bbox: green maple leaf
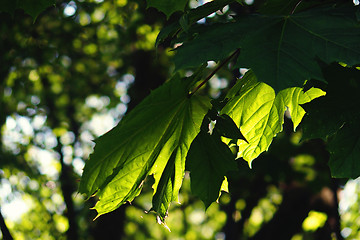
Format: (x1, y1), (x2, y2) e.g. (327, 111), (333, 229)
(79, 74), (211, 220)
(174, 4), (360, 91)
(221, 71), (325, 165)
(186, 130), (236, 208)
(147, 0), (189, 18)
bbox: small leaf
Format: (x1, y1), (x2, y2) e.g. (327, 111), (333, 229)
(147, 0), (189, 18)
(186, 131), (236, 208)
(216, 177), (229, 203)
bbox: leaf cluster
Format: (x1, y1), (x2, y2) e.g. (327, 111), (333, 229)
(79, 0), (360, 223)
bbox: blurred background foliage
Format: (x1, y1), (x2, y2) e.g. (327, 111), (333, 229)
(0, 0), (359, 239)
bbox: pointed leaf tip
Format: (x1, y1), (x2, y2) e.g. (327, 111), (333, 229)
(147, 0), (189, 18)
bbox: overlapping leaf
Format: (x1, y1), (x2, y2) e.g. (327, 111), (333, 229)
(79, 75), (211, 220)
(302, 64), (360, 140)
(221, 71), (325, 165)
(174, 4), (360, 91)
(302, 64), (360, 178)
(186, 131), (236, 208)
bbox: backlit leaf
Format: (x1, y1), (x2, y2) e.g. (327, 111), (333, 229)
(79, 74), (211, 220)
(221, 71), (325, 165)
(275, 87), (326, 131)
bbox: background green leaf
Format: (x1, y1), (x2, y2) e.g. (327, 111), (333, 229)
(174, 4), (360, 91)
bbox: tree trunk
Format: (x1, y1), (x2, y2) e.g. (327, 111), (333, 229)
(250, 185), (312, 240)
(0, 208), (14, 240)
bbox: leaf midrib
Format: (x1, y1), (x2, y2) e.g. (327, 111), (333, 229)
(86, 96), (188, 194)
(289, 16), (360, 55)
(95, 96), (196, 204)
(276, 16), (289, 85)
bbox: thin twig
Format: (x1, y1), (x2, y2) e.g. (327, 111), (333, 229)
(189, 49), (240, 96)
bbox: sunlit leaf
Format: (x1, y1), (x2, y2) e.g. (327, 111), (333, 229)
(79, 74), (211, 219)
(275, 87), (326, 131)
(221, 71), (325, 165)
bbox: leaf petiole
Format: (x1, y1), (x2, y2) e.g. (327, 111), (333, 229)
(189, 49), (240, 96)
